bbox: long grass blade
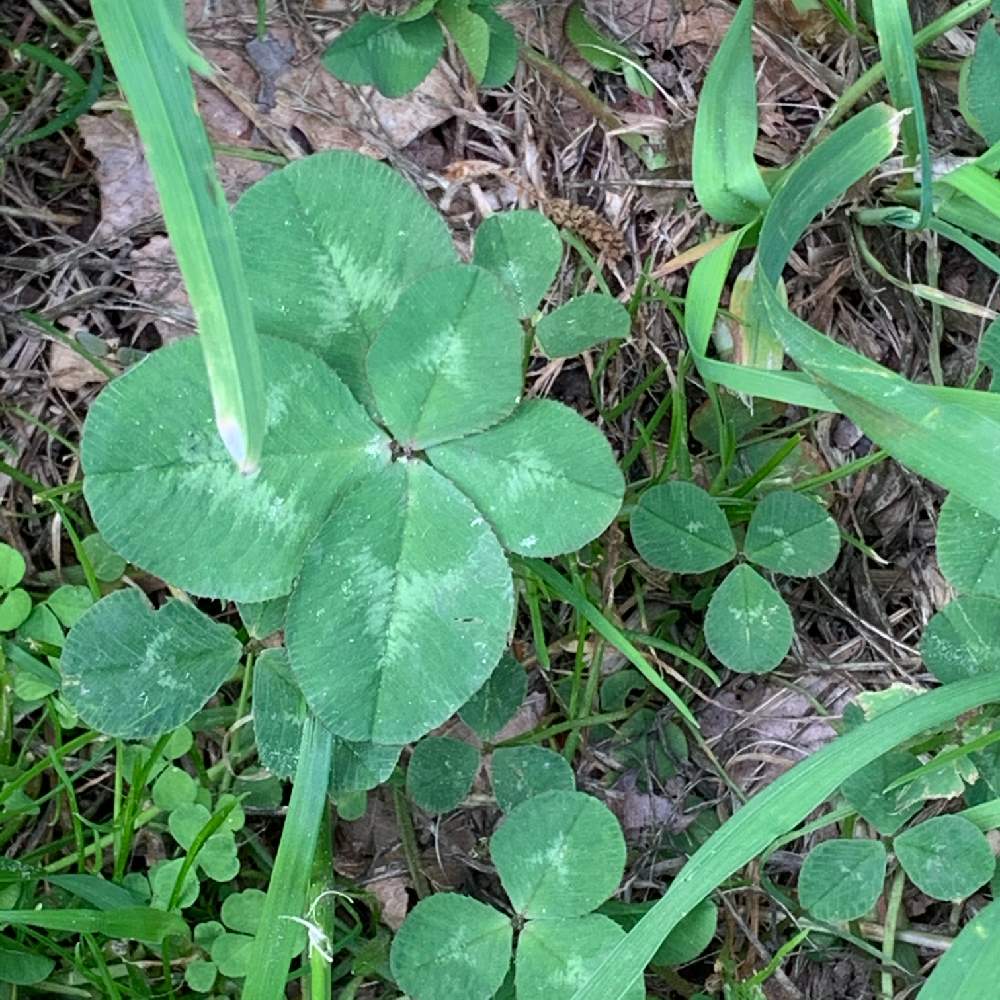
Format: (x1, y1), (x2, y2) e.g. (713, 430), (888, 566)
(872, 0), (934, 226)
(917, 899), (1000, 998)
(752, 103), (1000, 517)
(570, 672), (1000, 1000)
(691, 0), (770, 224)
(91, 0), (265, 472)
(243, 715), (333, 1000)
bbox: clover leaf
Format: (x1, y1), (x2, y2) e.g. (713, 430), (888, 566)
(78, 152), (625, 749)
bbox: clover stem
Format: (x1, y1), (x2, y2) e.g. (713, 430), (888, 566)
(391, 782), (430, 900)
(518, 44), (652, 165)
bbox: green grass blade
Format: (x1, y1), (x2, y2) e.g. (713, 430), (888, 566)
(917, 899), (1000, 998)
(691, 0), (770, 224)
(753, 103), (1000, 516)
(243, 715), (333, 1000)
(0, 906), (186, 943)
(520, 558), (697, 727)
(570, 672), (1000, 1000)
(91, 0), (265, 472)
(872, 0), (933, 226)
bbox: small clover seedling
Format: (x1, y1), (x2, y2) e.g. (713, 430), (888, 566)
(62, 150), (625, 752)
(323, 0), (518, 98)
(631, 482), (840, 672)
(405, 655), (573, 813)
(391, 790), (639, 1000)
(0, 543), (31, 633)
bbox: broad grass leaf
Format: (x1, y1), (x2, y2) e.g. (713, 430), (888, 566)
(631, 481), (735, 574)
(233, 152), (455, 403)
(491, 790), (625, 918)
(60, 590), (242, 739)
(492, 745), (574, 812)
(839, 750), (922, 835)
(390, 893), (512, 1000)
(798, 839), (886, 921)
(936, 495), (1000, 598)
(473, 211), (563, 317)
(535, 294), (631, 357)
(252, 648), (306, 779)
(919, 898), (1000, 998)
(960, 22), (1000, 145)
(367, 265), (522, 448)
(744, 491), (839, 577)
(321, 13), (444, 97)
(516, 916), (643, 1000)
(691, 0), (770, 224)
(436, 0), (490, 80)
(407, 736), (480, 813)
(237, 597), (288, 640)
(704, 565), (792, 673)
(428, 399), (625, 557)
(872, 0), (933, 224)
(459, 651), (527, 738)
(82, 336), (389, 601)
(286, 461), (513, 745)
(752, 104), (1000, 519)
(978, 317), (1000, 390)
(0, 905), (187, 944)
(894, 816), (995, 901)
(568, 674), (1000, 1000)
(921, 596), (1000, 684)
(474, 4), (518, 86)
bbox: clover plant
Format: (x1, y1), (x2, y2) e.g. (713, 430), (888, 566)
(631, 482), (840, 672)
(323, 0), (518, 97)
(61, 150), (625, 752)
(0, 543), (31, 633)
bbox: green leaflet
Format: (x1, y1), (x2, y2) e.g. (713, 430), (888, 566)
(436, 0), (491, 81)
(691, 0), (770, 224)
(473, 211), (563, 317)
(391, 894), (513, 1000)
(60, 590), (242, 739)
(286, 461), (513, 745)
(232, 151), (455, 406)
(492, 790), (625, 919)
(91, 1), (264, 472)
(535, 294), (631, 358)
(798, 839), (886, 921)
(321, 12), (444, 98)
(367, 264), (523, 448)
(569, 674), (1000, 1000)
(82, 336), (389, 602)
(630, 481), (736, 574)
(428, 400), (625, 557)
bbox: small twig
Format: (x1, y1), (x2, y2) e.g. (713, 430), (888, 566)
(518, 44), (652, 165)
